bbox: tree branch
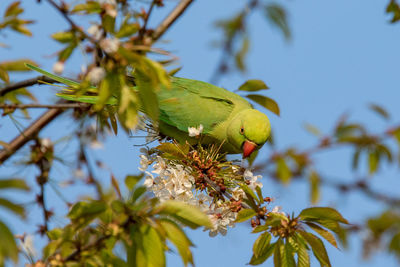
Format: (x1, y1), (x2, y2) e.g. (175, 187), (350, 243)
(152, 0), (194, 42)
(0, 75), (56, 97)
(0, 0), (195, 165)
(322, 177), (400, 206)
(0, 107), (64, 164)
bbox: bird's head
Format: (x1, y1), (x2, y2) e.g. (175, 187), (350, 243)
(227, 109), (271, 158)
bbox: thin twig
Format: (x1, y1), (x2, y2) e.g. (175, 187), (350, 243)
(0, 105), (65, 164)
(322, 177), (400, 206)
(80, 145), (103, 199)
(0, 75), (56, 97)
(139, 0), (156, 40)
(152, 0), (194, 42)
(0, 0), (195, 165)
(0, 103), (87, 109)
(210, 0), (259, 84)
(46, 0), (97, 44)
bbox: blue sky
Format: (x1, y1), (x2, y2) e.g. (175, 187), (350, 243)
(1, 0), (400, 266)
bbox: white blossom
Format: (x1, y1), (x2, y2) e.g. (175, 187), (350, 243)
(188, 124), (203, 137)
(99, 0), (117, 5)
(138, 150), (243, 237)
(90, 139), (104, 149)
(19, 234), (37, 258)
(206, 206), (237, 237)
(87, 67), (106, 85)
(106, 7), (117, 18)
(139, 154), (150, 171)
(52, 61), (64, 74)
(143, 172), (154, 188)
(232, 186), (245, 201)
(73, 168), (85, 179)
(152, 156), (167, 175)
(244, 169), (263, 190)
(271, 206), (286, 216)
(100, 37), (120, 53)
(87, 24), (102, 41)
(196, 193), (212, 211)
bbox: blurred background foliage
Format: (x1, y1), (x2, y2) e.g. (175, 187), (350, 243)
(0, 0), (400, 266)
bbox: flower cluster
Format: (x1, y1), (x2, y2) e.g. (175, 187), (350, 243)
(138, 144), (269, 236)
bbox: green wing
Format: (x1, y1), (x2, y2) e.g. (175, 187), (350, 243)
(157, 77), (250, 133)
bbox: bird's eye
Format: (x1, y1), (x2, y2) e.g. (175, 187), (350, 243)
(240, 126), (244, 134)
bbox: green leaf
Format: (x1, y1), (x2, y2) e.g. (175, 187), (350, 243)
(268, 212), (289, 223)
(305, 222), (338, 249)
(249, 242), (276, 265)
(168, 67), (182, 76)
(5, 2), (23, 17)
(156, 142), (187, 159)
(256, 186), (264, 204)
(309, 171), (320, 204)
(131, 186), (147, 203)
(0, 178), (29, 191)
(239, 79), (269, 92)
(72, 2), (102, 13)
(252, 224), (269, 233)
(58, 43), (77, 61)
(160, 219), (193, 266)
(102, 14), (116, 33)
(276, 157), (291, 184)
(0, 220), (18, 264)
(352, 148), (361, 170)
(265, 4), (291, 40)
(47, 228), (63, 240)
(246, 94), (280, 116)
(368, 150), (379, 174)
(236, 208), (257, 223)
(369, 103), (390, 120)
(141, 225), (165, 267)
(51, 31), (75, 43)
(298, 231), (331, 267)
(282, 241), (296, 267)
(68, 201), (106, 220)
(296, 240), (310, 267)
(235, 37), (250, 72)
(0, 66), (9, 83)
(299, 207), (348, 224)
(12, 24), (32, 36)
(116, 22), (139, 38)
(274, 239), (283, 267)
(125, 174), (143, 191)
(304, 123), (322, 137)
(311, 219), (347, 247)
(156, 201), (212, 229)
(0, 59), (37, 71)
(389, 232), (400, 257)
(386, 0), (400, 23)
(253, 232), (272, 257)
(0, 197), (25, 218)
(96, 72), (118, 110)
(240, 183), (260, 205)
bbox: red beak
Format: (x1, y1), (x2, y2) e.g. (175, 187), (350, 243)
(242, 140), (257, 158)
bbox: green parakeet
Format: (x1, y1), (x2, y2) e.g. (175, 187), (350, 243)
(26, 64), (271, 157)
